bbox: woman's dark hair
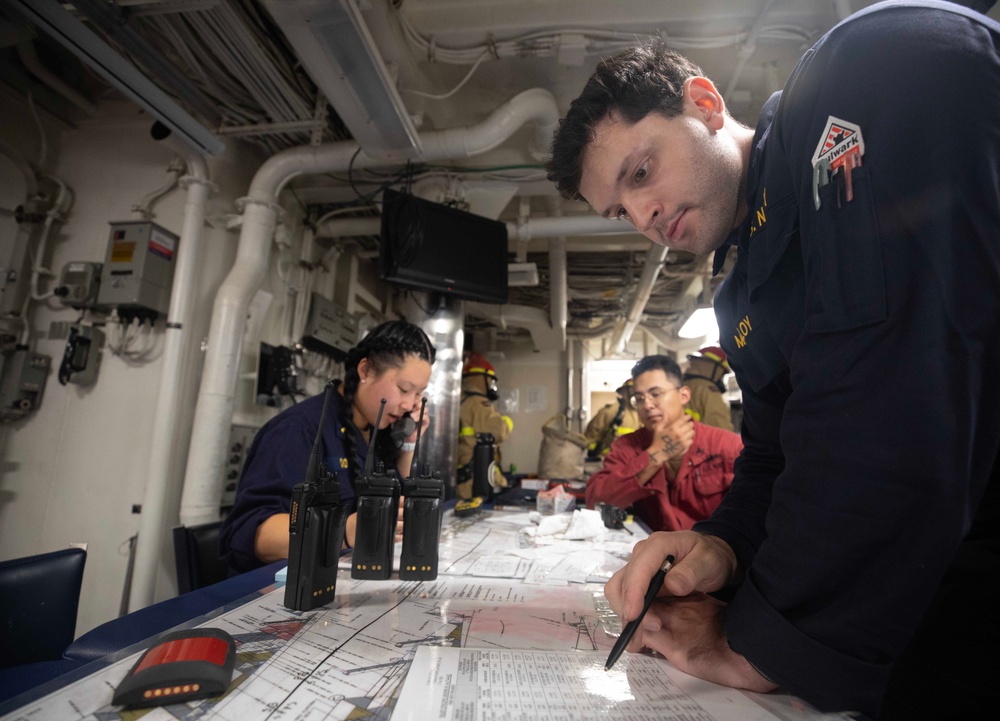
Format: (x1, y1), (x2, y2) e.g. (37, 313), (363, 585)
(337, 320), (435, 479)
(546, 41), (705, 201)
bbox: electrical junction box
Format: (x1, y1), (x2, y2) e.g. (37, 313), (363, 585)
(0, 347), (51, 422)
(220, 424), (259, 508)
(59, 324), (104, 386)
(96, 221), (178, 319)
(301, 293), (358, 360)
(57, 261), (103, 309)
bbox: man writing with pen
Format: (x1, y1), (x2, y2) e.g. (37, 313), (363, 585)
(547, 2), (999, 718)
(584, 355), (742, 532)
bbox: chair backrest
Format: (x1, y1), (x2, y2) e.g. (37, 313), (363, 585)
(0, 547), (87, 669)
(172, 522), (228, 594)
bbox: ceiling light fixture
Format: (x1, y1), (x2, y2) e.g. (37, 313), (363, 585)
(678, 307), (720, 342)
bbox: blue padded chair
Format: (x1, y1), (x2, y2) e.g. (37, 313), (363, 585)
(0, 547), (86, 669)
(172, 521), (228, 594)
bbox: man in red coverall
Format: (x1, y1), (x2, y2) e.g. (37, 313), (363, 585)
(585, 355), (742, 531)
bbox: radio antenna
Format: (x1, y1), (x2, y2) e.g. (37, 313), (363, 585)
(408, 398), (428, 478)
(363, 398), (387, 477)
(305, 380), (337, 484)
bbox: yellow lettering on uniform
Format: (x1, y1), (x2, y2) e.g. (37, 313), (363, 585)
(733, 315), (752, 349)
(756, 207), (766, 226)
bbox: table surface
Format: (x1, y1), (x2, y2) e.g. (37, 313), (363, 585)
(0, 508), (645, 721)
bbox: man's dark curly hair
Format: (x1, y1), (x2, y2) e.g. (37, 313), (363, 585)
(631, 354), (684, 387)
(546, 41), (705, 201)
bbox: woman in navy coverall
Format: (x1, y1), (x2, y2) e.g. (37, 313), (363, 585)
(220, 320), (435, 573)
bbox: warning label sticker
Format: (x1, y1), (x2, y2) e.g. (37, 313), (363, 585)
(111, 242), (136, 263)
(149, 228), (176, 261)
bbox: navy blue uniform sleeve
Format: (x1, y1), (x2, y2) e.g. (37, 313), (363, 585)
(701, 4), (1000, 715)
(219, 416), (317, 574)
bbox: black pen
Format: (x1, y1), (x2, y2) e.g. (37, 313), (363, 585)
(604, 554), (675, 671)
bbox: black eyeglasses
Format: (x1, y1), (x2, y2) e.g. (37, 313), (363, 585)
(629, 386), (678, 407)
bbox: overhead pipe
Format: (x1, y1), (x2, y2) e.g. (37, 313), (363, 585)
(129, 122), (215, 610)
(548, 234), (568, 348)
(568, 319), (618, 340)
(131, 158), (184, 220)
(723, 0), (779, 102)
(26, 174), (71, 307)
(834, 1), (853, 21)
(641, 322), (685, 353)
(607, 243), (670, 356)
(314, 213), (632, 244)
(545, 197), (567, 350)
(464, 302), (564, 352)
(180, 88), (560, 526)
(16, 42), (98, 116)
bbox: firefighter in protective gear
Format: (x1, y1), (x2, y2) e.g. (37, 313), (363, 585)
(585, 379), (641, 458)
(457, 353), (513, 498)
(683, 346), (734, 432)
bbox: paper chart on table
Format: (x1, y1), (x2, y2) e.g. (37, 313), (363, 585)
(338, 509), (644, 584)
(391, 646), (856, 721)
(1, 578), (615, 721)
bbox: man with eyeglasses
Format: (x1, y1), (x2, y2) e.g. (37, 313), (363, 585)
(585, 355), (743, 532)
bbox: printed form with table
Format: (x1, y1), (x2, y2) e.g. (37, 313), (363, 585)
(1, 506), (854, 721)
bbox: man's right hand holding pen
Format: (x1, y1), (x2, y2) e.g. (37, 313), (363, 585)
(604, 531), (778, 692)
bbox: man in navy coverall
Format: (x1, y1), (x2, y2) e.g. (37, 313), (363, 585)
(547, 1), (999, 718)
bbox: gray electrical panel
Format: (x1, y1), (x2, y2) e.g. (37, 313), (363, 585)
(220, 424), (259, 507)
(56, 261), (103, 310)
(58, 324), (104, 386)
(301, 293), (358, 359)
(96, 221), (178, 319)
(0, 348), (51, 422)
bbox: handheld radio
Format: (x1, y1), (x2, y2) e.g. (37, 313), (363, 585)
(400, 399), (444, 580)
(351, 399), (400, 579)
(472, 432), (497, 499)
(284, 381), (350, 611)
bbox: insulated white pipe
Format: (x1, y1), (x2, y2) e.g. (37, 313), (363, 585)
(27, 175), (70, 305)
(546, 197), (567, 350)
(548, 235), (568, 348)
(132, 162), (182, 220)
(641, 322), (685, 353)
(129, 141), (213, 610)
(179, 88), (560, 526)
(180, 198), (276, 526)
(607, 243), (670, 356)
(314, 213), (630, 243)
(464, 302), (564, 352)
(723, 0), (779, 102)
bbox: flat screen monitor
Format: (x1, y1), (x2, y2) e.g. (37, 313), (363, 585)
(379, 188), (508, 304)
